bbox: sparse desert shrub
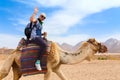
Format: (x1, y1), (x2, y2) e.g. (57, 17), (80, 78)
(98, 57), (107, 60)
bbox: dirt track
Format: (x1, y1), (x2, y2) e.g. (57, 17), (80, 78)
(1, 59), (120, 80)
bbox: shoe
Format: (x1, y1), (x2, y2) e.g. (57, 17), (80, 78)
(35, 60), (42, 71)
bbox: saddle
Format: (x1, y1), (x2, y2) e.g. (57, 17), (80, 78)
(18, 38), (49, 76)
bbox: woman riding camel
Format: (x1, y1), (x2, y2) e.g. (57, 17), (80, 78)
(27, 7), (48, 70)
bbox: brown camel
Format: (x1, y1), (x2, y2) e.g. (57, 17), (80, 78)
(0, 38), (107, 80)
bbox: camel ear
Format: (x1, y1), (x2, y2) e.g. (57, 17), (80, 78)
(87, 38), (94, 43)
(90, 38), (95, 42)
(98, 42), (101, 45)
(92, 38), (95, 42)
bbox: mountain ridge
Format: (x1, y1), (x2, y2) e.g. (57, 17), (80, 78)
(60, 38), (120, 53)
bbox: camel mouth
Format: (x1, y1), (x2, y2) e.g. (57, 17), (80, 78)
(99, 44), (108, 53)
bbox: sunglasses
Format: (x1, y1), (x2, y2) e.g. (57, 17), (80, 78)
(41, 15), (46, 19)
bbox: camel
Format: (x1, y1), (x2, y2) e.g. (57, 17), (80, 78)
(0, 38), (107, 80)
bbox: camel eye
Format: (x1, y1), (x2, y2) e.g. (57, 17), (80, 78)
(98, 43), (101, 45)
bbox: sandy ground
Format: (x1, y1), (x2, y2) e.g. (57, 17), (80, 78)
(0, 57), (120, 80)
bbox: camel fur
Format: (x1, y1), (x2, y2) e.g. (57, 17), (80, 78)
(0, 38), (107, 80)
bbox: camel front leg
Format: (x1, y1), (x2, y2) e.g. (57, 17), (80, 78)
(53, 64), (68, 80)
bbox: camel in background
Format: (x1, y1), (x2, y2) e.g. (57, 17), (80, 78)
(0, 38), (107, 80)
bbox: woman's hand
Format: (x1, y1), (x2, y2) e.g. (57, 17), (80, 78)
(43, 32), (47, 38)
(30, 7), (38, 22)
(34, 7), (39, 14)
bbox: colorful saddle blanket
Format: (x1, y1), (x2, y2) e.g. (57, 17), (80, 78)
(20, 44), (48, 76)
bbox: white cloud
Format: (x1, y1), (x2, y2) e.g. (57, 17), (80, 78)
(0, 34), (23, 49)
(12, 0), (120, 46)
(93, 33), (120, 43)
(43, 0), (120, 35)
(1, 33), (120, 48)
(13, 0), (67, 7)
(47, 34), (91, 45)
(15, 0), (120, 9)
(44, 12), (81, 35)
(17, 19), (28, 25)
(105, 33), (120, 40)
(12, 0), (35, 6)
(9, 17), (29, 32)
(0, 33), (90, 48)
(36, 0), (68, 7)
(14, 0), (120, 35)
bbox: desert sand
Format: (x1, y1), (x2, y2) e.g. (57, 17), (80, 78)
(1, 54), (120, 80)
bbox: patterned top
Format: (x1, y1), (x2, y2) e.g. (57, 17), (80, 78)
(26, 19), (43, 39)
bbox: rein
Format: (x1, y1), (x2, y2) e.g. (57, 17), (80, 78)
(87, 41), (100, 52)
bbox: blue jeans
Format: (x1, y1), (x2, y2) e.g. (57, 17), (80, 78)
(31, 37), (48, 60)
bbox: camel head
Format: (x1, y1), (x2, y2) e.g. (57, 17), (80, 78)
(87, 38), (107, 53)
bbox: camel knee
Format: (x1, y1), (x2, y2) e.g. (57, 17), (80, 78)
(13, 73), (22, 80)
(44, 71), (51, 77)
(54, 70), (68, 80)
(44, 70), (52, 80)
(13, 69), (22, 80)
(0, 71), (9, 79)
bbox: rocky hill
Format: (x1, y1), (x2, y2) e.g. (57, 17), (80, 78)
(60, 38), (120, 53)
(1, 38), (120, 53)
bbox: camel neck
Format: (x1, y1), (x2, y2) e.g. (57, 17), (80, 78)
(60, 49), (85, 64)
(60, 45), (95, 64)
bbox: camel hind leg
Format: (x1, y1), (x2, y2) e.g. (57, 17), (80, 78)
(12, 61), (22, 80)
(44, 62), (52, 80)
(53, 64), (68, 80)
(0, 54), (15, 80)
(0, 69), (10, 80)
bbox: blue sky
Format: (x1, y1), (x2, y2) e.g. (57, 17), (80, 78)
(0, 0), (120, 48)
